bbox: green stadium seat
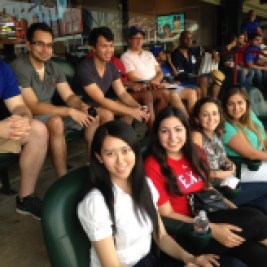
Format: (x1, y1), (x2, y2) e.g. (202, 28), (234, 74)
(42, 165), (90, 267)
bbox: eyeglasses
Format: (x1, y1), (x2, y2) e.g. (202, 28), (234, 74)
(30, 41), (53, 49)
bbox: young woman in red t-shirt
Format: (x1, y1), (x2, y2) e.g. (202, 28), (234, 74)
(144, 106), (267, 266)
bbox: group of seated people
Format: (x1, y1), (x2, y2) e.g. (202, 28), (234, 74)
(0, 23), (219, 220)
(218, 31), (267, 92)
(148, 16), (267, 99)
(2, 19), (267, 266)
(205, 10), (267, 93)
(150, 30), (224, 100)
(78, 86), (267, 267)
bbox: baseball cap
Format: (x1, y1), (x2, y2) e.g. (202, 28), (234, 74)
(210, 70), (225, 86)
(150, 45), (164, 57)
(127, 26), (145, 38)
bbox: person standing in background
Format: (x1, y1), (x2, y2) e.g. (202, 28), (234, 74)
(242, 10), (262, 41)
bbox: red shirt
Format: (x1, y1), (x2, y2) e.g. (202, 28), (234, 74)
(235, 43), (249, 67)
(144, 155), (204, 216)
(111, 57), (127, 81)
(85, 51), (127, 81)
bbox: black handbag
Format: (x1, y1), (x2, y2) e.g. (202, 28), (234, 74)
(187, 189), (228, 217)
(244, 158), (262, 171)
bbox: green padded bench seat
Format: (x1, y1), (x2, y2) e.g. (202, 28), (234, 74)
(42, 165), (90, 267)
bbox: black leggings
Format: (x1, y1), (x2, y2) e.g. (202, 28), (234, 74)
(195, 207), (267, 267)
(203, 207), (267, 267)
(162, 207), (267, 267)
(133, 252), (188, 267)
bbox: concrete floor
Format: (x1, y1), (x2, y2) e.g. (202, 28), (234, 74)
(0, 139), (88, 267)
(0, 120), (147, 267)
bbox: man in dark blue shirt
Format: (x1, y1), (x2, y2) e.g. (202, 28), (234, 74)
(171, 33), (198, 75)
(0, 59), (47, 220)
(171, 30), (208, 98)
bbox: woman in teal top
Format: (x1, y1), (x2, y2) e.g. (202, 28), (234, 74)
(223, 112), (265, 157)
(222, 86), (267, 182)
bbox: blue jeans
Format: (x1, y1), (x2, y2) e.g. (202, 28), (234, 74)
(231, 182), (267, 213)
(252, 69), (265, 90)
(238, 68), (254, 88)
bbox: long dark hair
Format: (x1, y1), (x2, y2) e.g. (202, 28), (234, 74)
(190, 97), (225, 138)
(83, 120), (158, 236)
(147, 107), (209, 195)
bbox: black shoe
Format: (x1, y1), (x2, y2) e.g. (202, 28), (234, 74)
(16, 194), (42, 220)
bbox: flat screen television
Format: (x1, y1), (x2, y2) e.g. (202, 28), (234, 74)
(157, 13), (185, 37)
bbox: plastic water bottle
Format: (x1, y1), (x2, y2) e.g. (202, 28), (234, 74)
(193, 210), (209, 235)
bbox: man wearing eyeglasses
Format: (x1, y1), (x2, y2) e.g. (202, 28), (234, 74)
(11, 23), (99, 178)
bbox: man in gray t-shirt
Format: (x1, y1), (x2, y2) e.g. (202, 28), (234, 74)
(75, 27), (149, 126)
(11, 23), (98, 177)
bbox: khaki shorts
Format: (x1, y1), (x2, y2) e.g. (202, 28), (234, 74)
(0, 138), (21, 154)
(34, 114), (82, 133)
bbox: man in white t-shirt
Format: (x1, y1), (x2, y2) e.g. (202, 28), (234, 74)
(121, 26), (189, 116)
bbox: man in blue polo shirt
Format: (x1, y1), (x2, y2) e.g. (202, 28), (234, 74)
(0, 59), (48, 220)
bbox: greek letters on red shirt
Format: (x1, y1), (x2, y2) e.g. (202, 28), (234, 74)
(145, 156), (205, 216)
